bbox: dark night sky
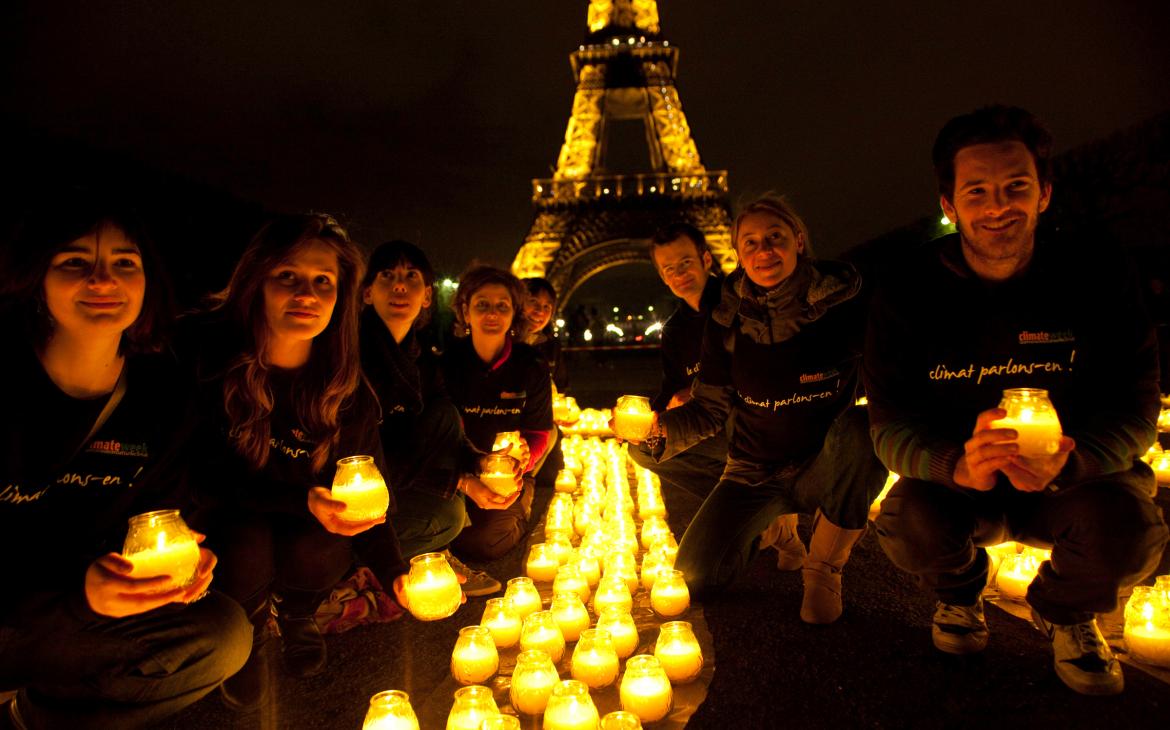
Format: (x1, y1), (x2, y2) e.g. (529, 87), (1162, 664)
(4, 1), (1169, 278)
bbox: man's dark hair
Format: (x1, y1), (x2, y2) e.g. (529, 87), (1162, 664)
(932, 105), (1054, 201)
(648, 221), (712, 269)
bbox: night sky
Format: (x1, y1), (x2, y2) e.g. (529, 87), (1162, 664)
(5, 1), (1169, 283)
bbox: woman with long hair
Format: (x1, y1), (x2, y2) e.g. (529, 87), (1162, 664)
(360, 240), (518, 595)
(184, 213), (406, 709)
(440, 265), (554, 560)
(521, 277), (569, 392)
(634, 195), (887, 624)
(0, 197), (250, 727)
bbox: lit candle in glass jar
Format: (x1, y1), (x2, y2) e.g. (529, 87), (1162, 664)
(990, 388), (1063, 458)
(122, 510), (201, 589)
(640, 548), (676, 592)
(619, 655), (672, 723)
(600, 710), (643, 729)
(553, 564), (591, 603)
(1152, 453), (1170, 484)
(551, 592), (591, 642)
(555, 469), (578, 493)
(650, 570), (690, 617)
(450, 626), (500, 685)
(592, 575), (633, 616)
(481, 597), (522, 648)
(505, 577), (544, 619)
(510, 649), (559, 715)
(492, 430), (525, 461)
(519, 610), (566, 663)
(1124, 585), (1170, 667)
(640, 516), (671, 551)
(403, 552), (462, 621)
(543, 679), (600, 730)
(613, 395), (654, 441)
(480, 453), (520, 498)
(362, 689), (419, 730)
(653, 621), (704, 684)
(596, 606), (639, 658)
(331, 455), (391, 522)
(571, 628), (619, 689)
(547, 533), (575, 565)
(996, 548), (1048, 603)
(574, 549), (602, 588)
(445, 685), (499, 730)
(527, 543), (561, 583)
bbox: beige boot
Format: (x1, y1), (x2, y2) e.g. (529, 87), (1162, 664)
(759, 513), (806, 571)
(800, 510), (865, 624)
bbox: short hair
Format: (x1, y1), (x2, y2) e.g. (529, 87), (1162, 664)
(522, 277), (558, 336)
(363, 239), (437, 328)
(932, 105), (1054, 200)
(451, 264), (530, 339)
(648, 221), (711, 268)
(733, 194), (813, 258)
(0, 192), (173, 354)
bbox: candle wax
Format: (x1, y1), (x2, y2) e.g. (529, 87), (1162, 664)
(651, 584), (690, 617)
(481, 472), (519, 497)
(405, 573), (461, 621)
(571, 648), (619, 688)
(620, 676), (672, 722)
(553, 607), (591, 642)
(992, 411), (1062, 457)
(510, 668), (558, 715)
(656, 640), (703, 683)
(483, 615), (521, 648)
(520, 628), (565, 663)
(446, 709), (497, 730)
(332, 474), (390, 521)
(996, 569), (1033, 603)
(527, 558), (560, 583)
(614, 410), (654, 441)
(543, 700), (600, 730)
(364, 715), (418, 730)
(507, 588), (543, 619)
(451, 644), (499, 684)
(126, 539), (201, 588)
(1124, 624), (1170, 667)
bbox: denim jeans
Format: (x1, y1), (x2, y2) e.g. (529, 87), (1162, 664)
(628, 429), (728, 502)
(4, 592), (251, 729)
(876, 466), (1169, 624)
(394, 486), (467, 559)
(675, 407), (887, 598)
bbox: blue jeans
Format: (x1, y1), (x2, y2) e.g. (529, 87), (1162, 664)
(628, 429), (728, 502)
(4, 592), (251, 729)
(394, 486), (467, 559)
(675, 407), (887, 599)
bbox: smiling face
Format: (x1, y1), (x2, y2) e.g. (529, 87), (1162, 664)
(43, 224), (146, 342)
(363, 262), (432, 338)
(652, 235), (712, 308)
(263, 239), (340, 357)
(941, 140), (1051, 281)
(735, 212), (805, 290)
(463, 283), (515, 340)
(523, 290), (555, 333)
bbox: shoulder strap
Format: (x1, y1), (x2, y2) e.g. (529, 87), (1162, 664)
(68, 365), (129, 464)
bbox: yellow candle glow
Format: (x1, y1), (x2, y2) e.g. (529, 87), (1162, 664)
(571, 629), (619, 688)
(450, 626), (499, 685)
(991, 388), (1063, 458)
(527, 543), (561, 583)
(481, 453), (520, 498)
(599, 710), (643, 729)
(650, 570), (690, 617)
(445, 685), (499, 730)
(1153, 453), (1170, 484)
(505, 577), (544, 619)
(362, 690), (419, 730)
(613, 395), (654, 441)
(510, 649), (559, 715)
(654, 622), (703, 684)
(492, 430), (525, 461)
(995, 549), (1047, 603)
(574, 552), (602, 588)
(122, 510), (201, 589)
(553, 565), (591, 603)
(520, 611), (566, 663)
(1124, 586), (1170, 667)
(619, 655), (672, 723)
(555, 469), (578, 493)
(596, 607), (639, 658)
(481, 597), (522, 648)
(403, 553), (462, 621)
(543, 680), (601, 730)
(640, 517), (671, 551)
(592, 576), (633, 616)
(332, 455), (391, 521)
(551, 592), (591, 642)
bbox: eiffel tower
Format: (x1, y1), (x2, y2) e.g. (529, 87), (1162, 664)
(510, 0), (736, 305)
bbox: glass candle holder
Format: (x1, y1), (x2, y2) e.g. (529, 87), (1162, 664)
(603, 551), (640, 594)
(640, 517), (672, 551)
(493, 431), (525, 461)
(481, 453), (521, 498)
(555, 468), (578, 493)
(332, 455), (391, 522)
(596, 606), (639, 658)
(451, 625), (500, 685)
(650, 570), (690, 617)
(553, 564), (592, 603)
(481, 597), (522, 648)
(527, 543), (561, 583)
(574, 549), (602, 588)
(1124, 585), (1170, 667)
(551, 591), (591, 642)
(363, 690), (419, 730)
(481, 715), (521, 730)
(640, 550), (675, 592)
(600, 710), (643, 729)
(574, 503), (600, 536)
(546, 501), (577, 535)
(990, 388), (1063, 458)
(996, 547), (1048, 603)
(654, 621), (704, 684)
(543, 679), (601, 730)
(445, 685), (499, 730)
(571, 628), (619, 689)
(553, 393), (570, 423)
(122, 510), (201, 589)
(505, 577), (544, 619)
(613, 395), (654, 441)
(547, 533), (575, 565)
(519, 610), (566, 663)
(619, 655), (672, 723)
(510, 649), (559, 715)
(637, 492), (666, 521)
(403, 552), (462, 621)
(592, 575), (633, 616)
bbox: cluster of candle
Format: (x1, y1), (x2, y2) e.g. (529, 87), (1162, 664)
(1124, 574), (1170, 667)
(1142, 442), (1170, 484)
(990, 543), (1051, 603)
(553, 393), (583, 425)
(560, 408), (616, 438)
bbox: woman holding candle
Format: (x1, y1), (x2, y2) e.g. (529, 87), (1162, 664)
(183, 214), (409, 707)
(0, 196), (251, 727)
(360, 240), (518, 595)
(636, 195), (887, 623)
(440, 266), (555, 560)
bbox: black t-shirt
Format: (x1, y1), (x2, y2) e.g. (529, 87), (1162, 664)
(654, 275), (722, 411)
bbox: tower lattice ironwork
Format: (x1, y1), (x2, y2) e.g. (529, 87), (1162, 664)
(511, 0), (736, 306)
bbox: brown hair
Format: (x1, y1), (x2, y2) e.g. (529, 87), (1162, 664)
(451, 264), (530, 340)
(932, 105), (1054, 201)
(207, 213), (365, 473)
(732, 194), (814, 258)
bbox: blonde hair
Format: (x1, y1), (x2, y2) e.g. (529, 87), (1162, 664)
(733, 194), (814, 258)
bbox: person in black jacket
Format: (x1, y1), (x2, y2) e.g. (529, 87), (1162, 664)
(183, 214), (408, 709)
(629, 197), (887, 624)
(0, 198), (250, 728)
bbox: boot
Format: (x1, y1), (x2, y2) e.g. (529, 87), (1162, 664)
(274, 592), (328, 678)
(221, 602), (275, 711)
(759, 513), (806, 571)
(800, 510), (865, 624)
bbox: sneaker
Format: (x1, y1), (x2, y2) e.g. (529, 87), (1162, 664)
(442, 549), (502, 597)
(1030, 608), (1124, 696)
(932, 599), (989, 654)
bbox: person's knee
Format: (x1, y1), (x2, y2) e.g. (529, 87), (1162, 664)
(875, 481), (967, 570)
(454, 517), (525, 561)
(1059, 483), (1170, 579)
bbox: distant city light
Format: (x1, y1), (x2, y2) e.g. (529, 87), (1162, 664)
(612, 306), (619, 313)
(647, 305), (654, 312)
(940, 215), (951, 226)
(645, 322), (663, 336)
(441, 278), (457, 290)
(583, 329), (593, 342)
(606, 324), (625, 337)
(555, 318), (565, 328)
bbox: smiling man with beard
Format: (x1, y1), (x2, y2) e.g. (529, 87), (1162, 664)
(864, 106), (1168, 696)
